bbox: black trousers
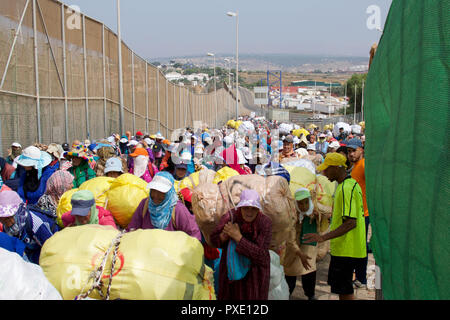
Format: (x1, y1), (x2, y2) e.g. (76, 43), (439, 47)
(285, 272), (317, 298)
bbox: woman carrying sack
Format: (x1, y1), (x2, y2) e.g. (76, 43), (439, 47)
(126, 172), (201, 241)
(210, 189), (272, 300)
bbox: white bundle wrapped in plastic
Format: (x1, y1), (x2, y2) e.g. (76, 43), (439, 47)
(268, 250), (290, 300)
(279, 123), (294, 135)
(238, 121), (255, 135)
(351, 124), (362, 134)
(0, 248), (62, 300)
(333, 122), (352, 137)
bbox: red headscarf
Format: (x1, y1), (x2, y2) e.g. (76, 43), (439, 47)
(220, 144), (247, 175)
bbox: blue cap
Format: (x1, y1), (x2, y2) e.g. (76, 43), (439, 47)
(346, 138), (363, 150)
(104, 157), (123, 174)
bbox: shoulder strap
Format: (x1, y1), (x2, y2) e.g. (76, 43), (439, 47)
(142, 197), (150, 218)
(171, 206), (177, 230)
(148, 162), (155, 178)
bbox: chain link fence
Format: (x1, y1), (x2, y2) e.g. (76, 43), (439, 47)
(0, 0), (253, 156)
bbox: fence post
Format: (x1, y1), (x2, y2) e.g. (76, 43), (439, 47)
(145, 63), (149, 134)
(173, 84), (176, 131)
(102, 23), (107, 138)
(131, 52), (135, 134)
(61, 3), (69, 144)
(156, 69), (160, 132)
(32, 0), (42, 143)
(178, 85), (181, 130)
(165, 79), (169, 137)
(82, 14), (90, 140)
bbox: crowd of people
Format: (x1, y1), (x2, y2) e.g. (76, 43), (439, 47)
(0, 116), (369, 300)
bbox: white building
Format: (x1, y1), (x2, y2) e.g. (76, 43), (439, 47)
(165, 72), (183, 82)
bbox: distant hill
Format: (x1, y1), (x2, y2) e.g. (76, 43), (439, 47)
(150, 53), (369, 73)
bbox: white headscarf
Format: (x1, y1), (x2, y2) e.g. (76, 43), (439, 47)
(133, 155), (149, 178)
(294, 187), (314, 223)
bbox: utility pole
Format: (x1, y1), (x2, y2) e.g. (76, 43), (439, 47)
(354, 84), (357, 124)
(117, 0), (124, 135)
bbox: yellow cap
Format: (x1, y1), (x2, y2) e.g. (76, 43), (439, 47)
(316, 153), (347, 172)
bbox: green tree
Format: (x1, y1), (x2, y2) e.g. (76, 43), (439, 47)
(344, 73), (367, 115)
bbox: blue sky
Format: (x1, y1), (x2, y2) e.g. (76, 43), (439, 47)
(64, 0), (392, 59)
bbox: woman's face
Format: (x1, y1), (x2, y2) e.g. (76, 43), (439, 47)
(72, 157), (83, 167)
(297, 198), (310, 212)
(241, 206), (260, 223)
(0, 216), (15, 228)
(150, 189), (166, 205)
(106, 171), (121, 178)
(74, 211), (91, 225)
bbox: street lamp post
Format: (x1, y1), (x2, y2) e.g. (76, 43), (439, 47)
(354, 84), (357, 124)
(362, 80), (365, 122)
(207, 52), (218, 128)
(227, 11), (239, 120)
(224, 58), (232, 122)
(117, 0), (124, 135)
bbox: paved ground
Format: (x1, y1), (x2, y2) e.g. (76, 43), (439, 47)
(290, 252), (376, 300)
(290, 225), (376, 301)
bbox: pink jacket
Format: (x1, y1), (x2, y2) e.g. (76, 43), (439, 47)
(62, 206), (118, 229)
(129, 164), (159, 183)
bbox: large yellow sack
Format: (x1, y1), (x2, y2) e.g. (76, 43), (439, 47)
(79, 177), (114, 209)
(39, 225), (215, 300)
(292, 128), (310, 138)
(56, 188), (79, 228)
(174, 171), (200, 193)
(106, 174), (149, 228)
(174, 169), (216, 193)
(227, 120), (236, 128)
(284, 166), (336, 215)
(212, 166), (239, 184)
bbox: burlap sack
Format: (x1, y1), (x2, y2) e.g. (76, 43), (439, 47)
(192, 174), (297, 264)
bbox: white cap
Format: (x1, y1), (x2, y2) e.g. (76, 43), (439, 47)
(127, 140), (139, 147)
(144, 138), (154, 146)
(307, 144), (316, 151)
(107, 136), (115, 143)
(11, 142), (21, 148)
(147, 174), (173, 193)
(119, 138), (128, 144)
(104, 157), (124, 174)
(329, 141), (341, 149)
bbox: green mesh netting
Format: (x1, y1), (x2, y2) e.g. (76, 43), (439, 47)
(365, 0), (449, 300)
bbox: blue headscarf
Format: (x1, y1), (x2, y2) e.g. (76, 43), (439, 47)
(148, 171), (179, 230)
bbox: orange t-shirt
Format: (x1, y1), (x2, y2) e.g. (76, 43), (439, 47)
(351, 158), (369, 217)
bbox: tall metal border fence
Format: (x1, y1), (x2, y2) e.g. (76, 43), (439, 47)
(0, 0), (252, 156)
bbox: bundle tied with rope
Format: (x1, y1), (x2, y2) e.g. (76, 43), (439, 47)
(282, 165), (337, 276)
(192, 174), (297, 265)
(39, 225), (216, 300)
